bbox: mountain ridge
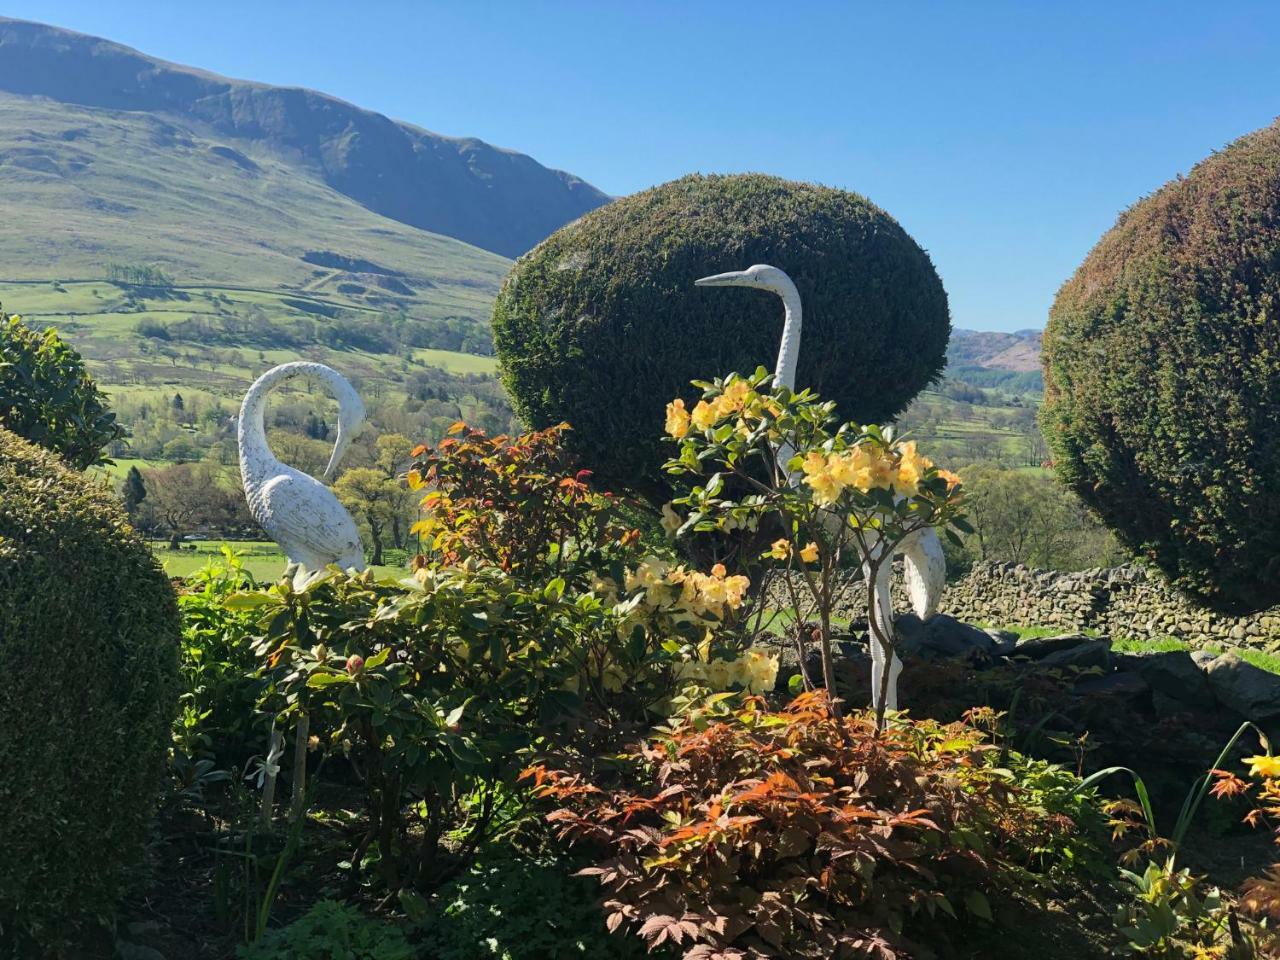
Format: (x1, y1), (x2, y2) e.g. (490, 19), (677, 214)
(0, 16), (609, 258)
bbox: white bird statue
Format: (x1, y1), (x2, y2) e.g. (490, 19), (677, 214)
(695, 265), (947, 714)
(238, 361), (366, 588)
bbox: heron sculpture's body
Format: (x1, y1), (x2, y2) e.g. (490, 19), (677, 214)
(695, 265), (946, 714)
(238, 362), (366, 587)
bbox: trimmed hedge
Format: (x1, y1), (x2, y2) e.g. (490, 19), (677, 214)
(0, 429), (180, 950)
(492, 174), (950, 494)
(1041, 119), (1280, 614)
(0, 313), (124, 470)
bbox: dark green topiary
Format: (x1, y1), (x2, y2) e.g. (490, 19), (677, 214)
(0, 312), (125, 470)
(492, 174), (951, 494)
(0, 429), (180, 952)
(1041, 120), (1280, 614)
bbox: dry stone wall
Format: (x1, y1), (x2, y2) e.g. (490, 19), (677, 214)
(938, 561), (1280, 650)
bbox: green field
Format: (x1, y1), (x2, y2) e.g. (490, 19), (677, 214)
(154, 540), (406, 582)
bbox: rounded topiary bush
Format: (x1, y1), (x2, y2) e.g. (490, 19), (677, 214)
(1041, 120), (1280, 614)
(0, 429), (180, 949)
(492, 173), (950, 494)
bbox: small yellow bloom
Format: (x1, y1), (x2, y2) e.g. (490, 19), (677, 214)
(799, 542), (819, 564)
(665, 399), (691, 438)
(716, 380), (755, 415)
(711, 562), (727, 579)
(723, 574), (750, 608)
(691, 400), (718, 430)
(801, 452), (844, 504)
(769, 538), (791, 560)
(936, 468), (962, 492)
(660, 502), (682, 535)
(894, 440), (933, 497)
(1245, 755), (1280, 779)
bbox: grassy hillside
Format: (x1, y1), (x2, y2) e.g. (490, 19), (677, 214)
(0, 17), (610, 258)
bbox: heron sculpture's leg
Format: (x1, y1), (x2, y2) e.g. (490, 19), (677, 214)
(865, 557), (903, 715)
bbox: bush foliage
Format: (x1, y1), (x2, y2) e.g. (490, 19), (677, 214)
(527, 692), (1102, 960)
(0, 428), (180, 950)
(1041, 119), (1280, 613)
(492, 173), (950, 495)
(0, 312), (124, 469)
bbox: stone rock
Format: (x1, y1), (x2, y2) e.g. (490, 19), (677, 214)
(983, 628), (1020, 656)
(760, 637), (868, 692)
(1036, 639), (1112, 671)
(1191, 649), (1220, 668)
(1125, 650), (1215, 708)
(895, 614), (997, 660)
(1203, 653), (1280, 719)
(1009, 633), (1098, 660)
(1074, 671), (1148, 698)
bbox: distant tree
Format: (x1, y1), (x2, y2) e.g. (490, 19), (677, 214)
(141, 463), (206, 548)
(171, 392), (185, 413)
(950, 464), (1120, 571)
(333, 468), (398, 565)
(267, 429), (332, 479)
(0, 312), (125, 469)
(121, 466), (146, 517)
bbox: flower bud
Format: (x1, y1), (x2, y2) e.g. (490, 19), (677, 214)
(346, 654), (364, 675)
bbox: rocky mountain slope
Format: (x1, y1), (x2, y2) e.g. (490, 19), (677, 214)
(0, 17), (609, 259)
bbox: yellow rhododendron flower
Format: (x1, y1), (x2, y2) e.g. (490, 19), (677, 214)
(894, 440), (932, 497)
(1246, 755), (1280, 779)
(769, 538), (791, 560)
(936, 468), (962, 492)
(715, 379), (755, 416)
(801, 452), (844, 504)
(665, 398), (691, 438)
(799, 542), (819, 564)
(691, 400), (718, 430)
(660, 502), (682, 535)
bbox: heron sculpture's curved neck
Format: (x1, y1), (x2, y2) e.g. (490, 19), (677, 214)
(239, 362), (350, 487)
(773, 279), (803, 392)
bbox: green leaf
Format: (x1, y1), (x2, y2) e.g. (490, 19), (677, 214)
(964, 890), (993, 921)
(222, 592), (278, 610)
(306, 671), (349, 689)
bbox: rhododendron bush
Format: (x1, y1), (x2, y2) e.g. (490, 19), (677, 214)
(525, 693), (1101, 960)
(662, 369), (967, 723)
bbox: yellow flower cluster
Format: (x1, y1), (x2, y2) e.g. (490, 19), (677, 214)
(801, 439), (942, 505)
(622, 557), (750, 620)
(676, 649), (779, 693)
(768, 539), (819, 563)
(665, 380), (780, 439)
(1246, 755), (1280, 779)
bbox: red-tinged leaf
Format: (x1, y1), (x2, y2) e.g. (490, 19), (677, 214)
(606, 912), (625, 934)
(638, 914), (679, 946)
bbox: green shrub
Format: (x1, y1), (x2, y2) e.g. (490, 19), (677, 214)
(414, 846), (657, 960)
(0, 312), (124, 469)
(492, 173), (950, 495)
(173, 550), (269, 775)
(0, 428), (180, 951)
(1041, 119), (1280, 613)
(238, 901), (412, 960)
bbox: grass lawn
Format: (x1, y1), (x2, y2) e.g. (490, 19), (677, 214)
(985, 623), (1280, 674)
(153, 539), (405, 582)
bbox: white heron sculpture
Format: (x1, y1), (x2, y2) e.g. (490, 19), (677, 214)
(238, 361), (366, 587)
(695, 265), (946, 713)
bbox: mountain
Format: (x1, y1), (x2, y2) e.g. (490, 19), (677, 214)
(0, 18), (615, 468)
(0, 17), (609, 259)
(947, 328), (1042, 372)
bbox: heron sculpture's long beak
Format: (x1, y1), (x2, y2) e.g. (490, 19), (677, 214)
(695, 270), (754, 287)
(322, 431), (349, 483)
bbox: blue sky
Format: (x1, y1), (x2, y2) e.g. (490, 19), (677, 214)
(6, 1), (1280, 332)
